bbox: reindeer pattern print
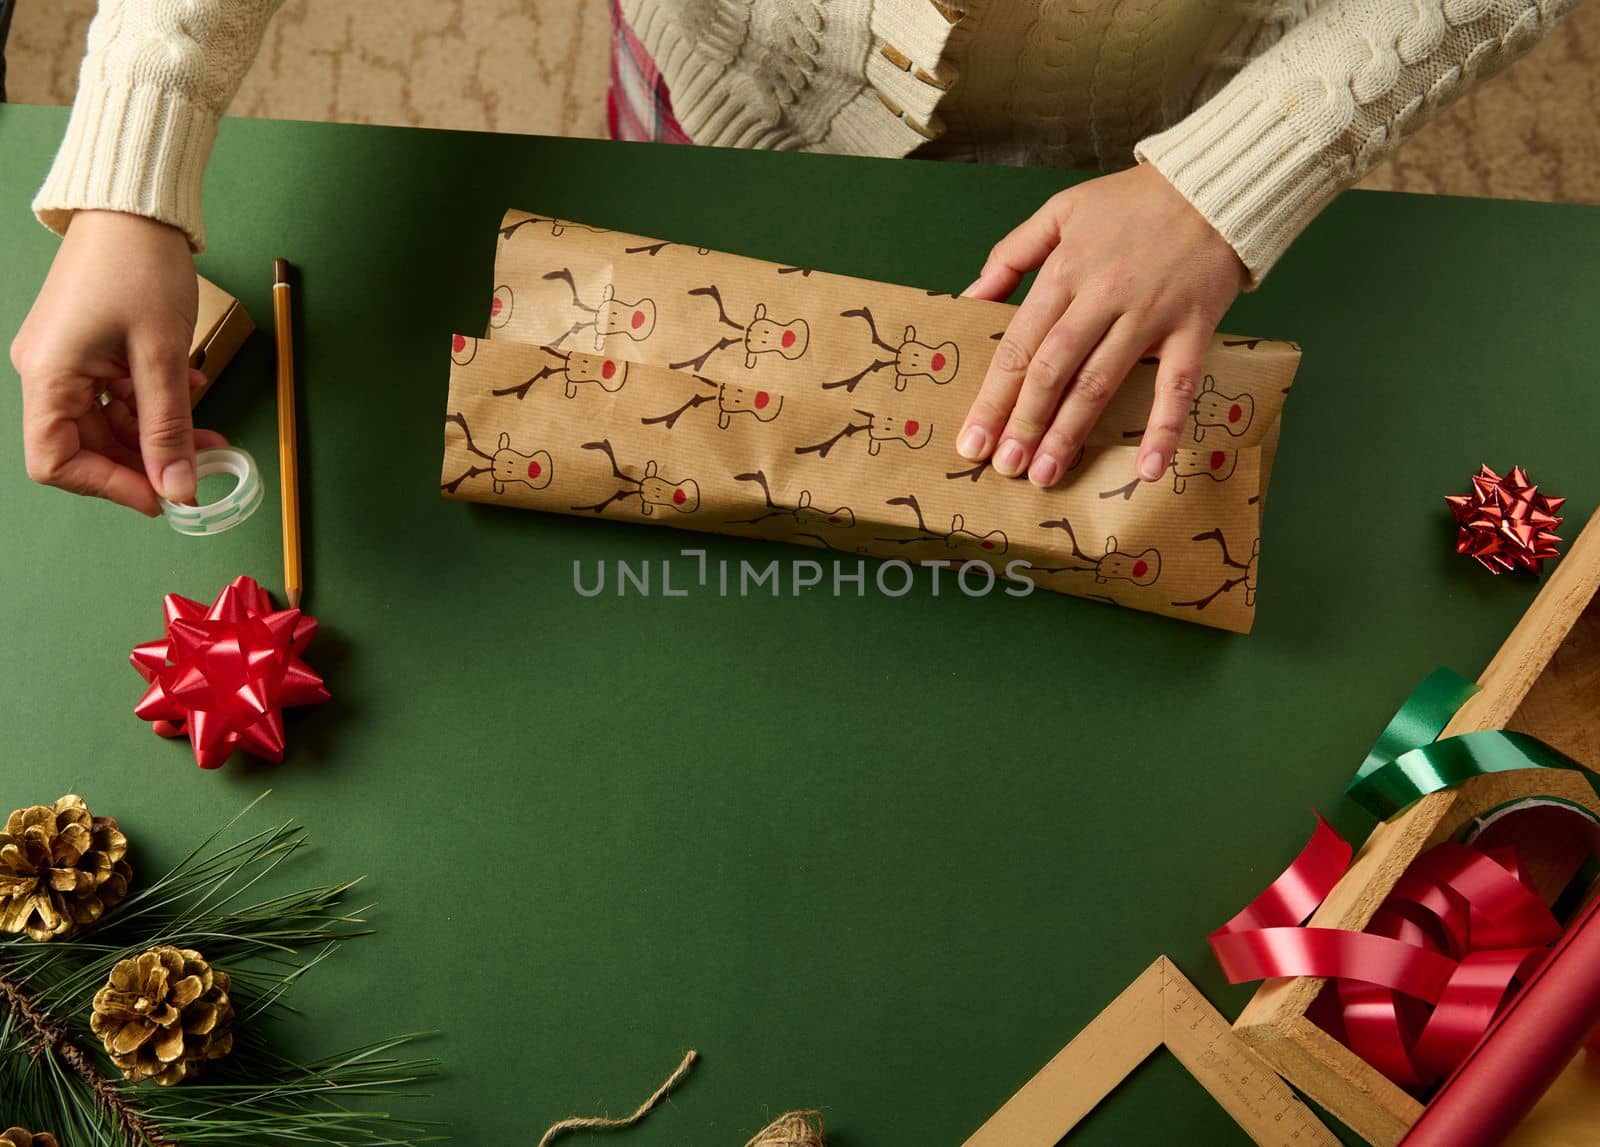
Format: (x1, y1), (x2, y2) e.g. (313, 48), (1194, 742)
(491, 345), (630, 402)
(641, 376), (784, 431)
(826, 307), (959, 394)
(490, 286), (514, 329)
(437, 210), (1302, 633)
(877, 495), (1008, 557)
(794, 410), (933, 460)
(668, 287), (810, 373)
(1029, 516), (1161, 587)
(537, 269), (657, 353)
(1192, 376), (1254, 441)
(729, 470), (858, 548)
(441, 412), (553, 497)
(570, 439), (701, 517)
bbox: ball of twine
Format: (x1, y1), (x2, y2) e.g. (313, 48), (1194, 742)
(744, 1110), (826, 1147)
(534, 1052), (828, 1147)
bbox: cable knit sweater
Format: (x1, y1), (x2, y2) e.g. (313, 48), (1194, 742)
(34, 0), (1577, 281)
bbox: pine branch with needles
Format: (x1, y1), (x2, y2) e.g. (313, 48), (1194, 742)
(0, 794), (439, 1145)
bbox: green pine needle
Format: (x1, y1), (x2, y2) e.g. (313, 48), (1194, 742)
(0, 793), (441, 1145)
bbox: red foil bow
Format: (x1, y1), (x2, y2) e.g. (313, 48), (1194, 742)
(1445, 464), (1564, 574)
(1210, 816), (1560, 1091)
(130, 575), (330, 769)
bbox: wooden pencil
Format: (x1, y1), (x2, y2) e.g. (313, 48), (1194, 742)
(272, 258), (303, 609)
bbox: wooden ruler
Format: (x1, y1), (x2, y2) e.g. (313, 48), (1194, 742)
(963, 956), (1341, 1147)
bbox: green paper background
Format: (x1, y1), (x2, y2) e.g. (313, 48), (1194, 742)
(3, 103), (1599, 1144)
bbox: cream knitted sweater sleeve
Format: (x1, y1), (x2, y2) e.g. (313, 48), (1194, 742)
(1136, 0), (1576, 283)
(32, 0), (283, 252)
(32, 0), (1575, 271)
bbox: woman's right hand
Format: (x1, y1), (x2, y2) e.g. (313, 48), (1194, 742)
(11, 210), (224, 516)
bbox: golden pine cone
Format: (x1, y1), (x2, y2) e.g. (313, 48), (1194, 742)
(0, 1130), (60, 1147)
(91, 946), (235, 1086)
(0, 794), (132, 941)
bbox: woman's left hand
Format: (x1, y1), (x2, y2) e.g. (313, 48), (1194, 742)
(958, 163), (1247, 488)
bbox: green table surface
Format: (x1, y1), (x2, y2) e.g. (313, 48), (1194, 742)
(3, 102), (1599, 1146)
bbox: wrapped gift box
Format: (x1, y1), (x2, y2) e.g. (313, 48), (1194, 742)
(189, 274), (254, 404)
(440, 211), (1302, 633)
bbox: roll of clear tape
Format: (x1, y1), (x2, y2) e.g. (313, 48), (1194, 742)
(158, 446), (264, 536)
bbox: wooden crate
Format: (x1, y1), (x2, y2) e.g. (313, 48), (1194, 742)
(1234, 507), (1600, 1146)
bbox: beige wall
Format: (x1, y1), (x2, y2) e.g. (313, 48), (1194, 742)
(9, 0), (1598, 205)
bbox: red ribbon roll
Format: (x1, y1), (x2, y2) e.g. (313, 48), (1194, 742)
(1210, 816), (1563, 1091)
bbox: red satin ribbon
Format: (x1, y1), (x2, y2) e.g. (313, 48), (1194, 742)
(131, 575), (329, 769)
(1210, 816), (1562, 1090)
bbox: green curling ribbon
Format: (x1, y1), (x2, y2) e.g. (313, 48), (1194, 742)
(1346, 667), (1600, 819)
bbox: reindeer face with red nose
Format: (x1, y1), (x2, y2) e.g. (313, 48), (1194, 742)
(895, 326), (958, 390)
(877, 494), (1005, 557)
(744, 304), (809, 368)
(1095, 536), (1160, 586)
(638, 460), (700, 516)
(792, 491), (855, 529)
(1192, 376), (1254, 441)
(441, 413), (555, 498)
(564, 352), (627, 397)
(571, 440), (702, 518)
(1170, 447), (1237, 493)
(946, 513), (1007, 557)
(490, 285), (514, 329)
(865, 412), (933, 456)
(717, 384), (782, 428)
(825, 308), (960, 395)
(595, 284), (656, 351)
(491, 433), (553, 495)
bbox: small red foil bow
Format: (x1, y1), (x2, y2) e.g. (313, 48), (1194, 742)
(1445, 465), (1564, 574)
(130, 575), (330, 769)
(1211, 815), (1560, 1091)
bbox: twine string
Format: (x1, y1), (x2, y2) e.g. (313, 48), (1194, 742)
(535, 1050), (699, 1147)
(533, 1051), (828, 1147)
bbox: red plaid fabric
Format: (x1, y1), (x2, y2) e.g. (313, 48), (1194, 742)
(608, 0), (692, 145)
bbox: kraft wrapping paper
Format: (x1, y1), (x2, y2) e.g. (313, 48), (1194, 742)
(440, 210), (1301, 632)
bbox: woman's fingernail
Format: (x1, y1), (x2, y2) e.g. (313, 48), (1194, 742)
(161, 458), (195, 503)
(1139, 452), (1166, 481)
(1029, 453), (1061, 488)
(956, 425), (989, 460)
(960, 275), (987, 297)
(994, 440), (1026, 477)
